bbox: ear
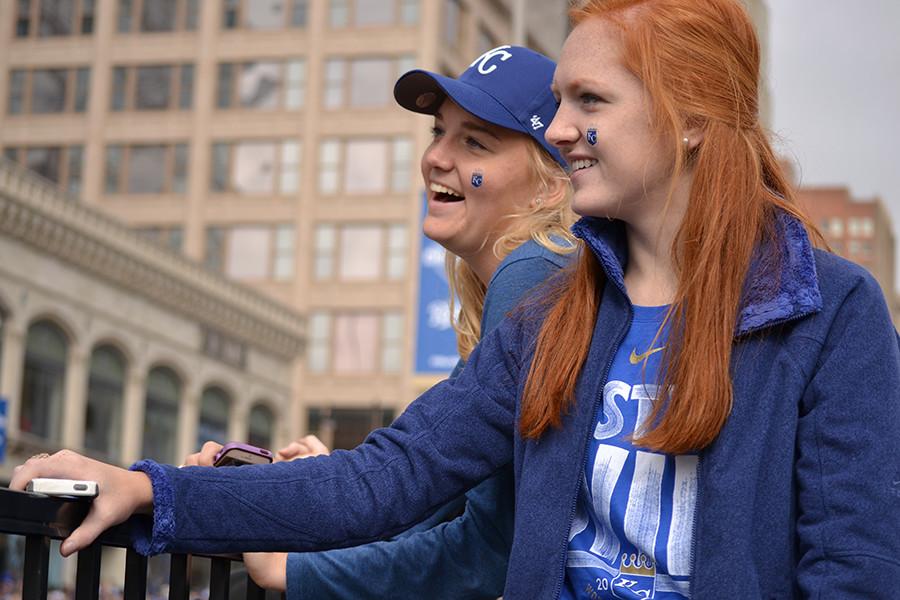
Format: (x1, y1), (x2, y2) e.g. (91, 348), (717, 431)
(682, 121), (705, 151)
(535, 173), (568, 208)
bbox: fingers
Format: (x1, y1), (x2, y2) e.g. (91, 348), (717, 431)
(274, 435), (331, 462)
(299, 435), (330, 457)
(182, 441), (223, 467)
(10, 449), (82, 491)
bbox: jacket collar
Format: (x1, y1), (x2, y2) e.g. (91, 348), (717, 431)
(571, 210), (823, 336)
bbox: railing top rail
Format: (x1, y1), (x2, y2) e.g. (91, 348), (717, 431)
(0, 487), (134, 548)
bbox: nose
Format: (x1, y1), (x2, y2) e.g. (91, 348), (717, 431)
(545, 104), (579, 150)
(421, 136), (453, 174)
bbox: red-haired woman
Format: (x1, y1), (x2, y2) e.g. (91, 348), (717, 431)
(14, 1), (899, 597)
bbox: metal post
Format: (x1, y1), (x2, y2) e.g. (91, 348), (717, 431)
(209, 556), (231, 600)
(74, 543), (102, 600)
(168, 553), (192, 600)
(22, 534), (50, 600)
(123, 548), (148, 600)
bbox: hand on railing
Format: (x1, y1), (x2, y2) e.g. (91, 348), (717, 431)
(9, 450), (154, 557)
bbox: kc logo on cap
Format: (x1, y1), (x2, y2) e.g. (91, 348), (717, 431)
(470, 45), (513, 75)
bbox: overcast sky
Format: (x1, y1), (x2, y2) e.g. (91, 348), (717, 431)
(767, 1), (900, 283)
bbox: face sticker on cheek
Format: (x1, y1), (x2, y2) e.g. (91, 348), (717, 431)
(471, 171), (484, 188)
(586, 128), (598, 146)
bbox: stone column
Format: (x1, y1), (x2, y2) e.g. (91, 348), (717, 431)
(61, 344), (89, 448)
(120, 366), (146, 465)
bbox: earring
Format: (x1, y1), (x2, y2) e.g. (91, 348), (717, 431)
(683, 136), (690, 148)
(534, 197), (543, 206)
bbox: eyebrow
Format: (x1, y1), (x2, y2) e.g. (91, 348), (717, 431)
(434, 111), (503, 142)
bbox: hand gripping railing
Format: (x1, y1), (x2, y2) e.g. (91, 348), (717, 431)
(0, 487), (271, 600)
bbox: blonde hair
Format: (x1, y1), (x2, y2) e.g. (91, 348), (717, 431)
(446, 139), (578, 360)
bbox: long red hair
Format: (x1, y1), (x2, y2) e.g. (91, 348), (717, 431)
(520, 0), (822, 453)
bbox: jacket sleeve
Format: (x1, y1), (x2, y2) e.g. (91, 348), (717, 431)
(795, 273), (900, 596)
(285, 465), (513, 600)
(129, 318), (524, 556)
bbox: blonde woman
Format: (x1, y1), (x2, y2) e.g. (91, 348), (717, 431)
(245, 46), (577, 598)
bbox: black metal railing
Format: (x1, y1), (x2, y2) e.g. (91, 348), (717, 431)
(0, 487), (271, 600)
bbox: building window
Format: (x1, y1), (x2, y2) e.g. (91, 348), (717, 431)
(307, 407), (394, 450)
(136, 226), (184, 252)
(848, 216), (875, 238)
(216, 59), (306, 110)
(322, 55), (415, 109)
(211, 140), (300, 195)
(7, 67), (90, 115)
(15, 0), (95, 38)
(317, 136), (413, 195)
(313, 222), (409, 282)
(222, 0), (308, 29)
(110, 64), (194, 111)
(381, 312), (404, 373)
(2, 145), (84, 196)
(142, 366), (181, 464)
(306, 311), (405, 375)
(328, 0), (418, 28)
(197, 386), (230, 448)
(84, 345), (126, 461)
(248, 403), (274, 449)
(477, 25), (498, 56)
(444, 0), (461, 47)
(205, 224), (296, 281)
(307, 312), (331, 373)
(20, 320), (68, 442)
(828, 217), (844, 238)
(104, 143), (188, 194)
(117, 0), (199, 33)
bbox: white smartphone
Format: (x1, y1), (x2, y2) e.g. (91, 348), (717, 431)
(26, 478), (99, 498)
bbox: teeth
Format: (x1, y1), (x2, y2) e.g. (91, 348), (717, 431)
(430, 182), (464, 198)
(570, 159), (598, 173)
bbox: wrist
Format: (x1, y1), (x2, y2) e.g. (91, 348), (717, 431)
(128, 470), (154, 515)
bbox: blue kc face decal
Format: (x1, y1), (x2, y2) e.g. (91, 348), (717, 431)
(471, 171), (484, 188)
(586, 128), (598, 146)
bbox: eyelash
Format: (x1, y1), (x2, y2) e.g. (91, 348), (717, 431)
(431, 127), (488, 151)
(465, 136), (487, 151)
(580, 93), (604, 105)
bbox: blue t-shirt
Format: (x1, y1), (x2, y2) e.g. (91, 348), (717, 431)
(562, 305), (698, 600)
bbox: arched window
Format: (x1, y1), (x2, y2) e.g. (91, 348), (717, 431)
(197, 386), (230, 448)
(84, 345), (126, 460)
(248, 403), (274, 449)
(142, 366), (181, 464)
(20, 320), (68, 441)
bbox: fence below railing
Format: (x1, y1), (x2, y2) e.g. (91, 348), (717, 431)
(0, 486), (273, 600)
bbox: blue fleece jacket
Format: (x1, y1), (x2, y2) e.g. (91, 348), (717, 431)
(132, 213), (900, 599)
(284, 239), (571, 599)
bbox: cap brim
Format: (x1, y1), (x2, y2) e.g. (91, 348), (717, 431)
(394, 70), (522, 132)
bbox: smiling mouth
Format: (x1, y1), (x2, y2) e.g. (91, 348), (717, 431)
(569, 159), (598, 174)
(430, 182), (466, 202)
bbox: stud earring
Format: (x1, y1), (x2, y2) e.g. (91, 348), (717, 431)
(683, 136), (690, 147)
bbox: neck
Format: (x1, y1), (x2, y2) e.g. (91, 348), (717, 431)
(623, 173), (692, 306)
(468, 251), (502, 286)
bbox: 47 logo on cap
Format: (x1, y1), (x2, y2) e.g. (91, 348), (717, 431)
(470, 45), (513, 75)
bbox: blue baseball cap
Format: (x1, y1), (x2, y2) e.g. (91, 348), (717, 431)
(393, 45), (565, 168)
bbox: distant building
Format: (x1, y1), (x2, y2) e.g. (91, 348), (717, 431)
(796, 186), (899, 323)
(0, 0), (569, 452)
(0, 156), (304, 591)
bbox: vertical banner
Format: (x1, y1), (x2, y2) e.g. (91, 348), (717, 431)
(415, 192), (460, 374)
(0, 396), (7, 464)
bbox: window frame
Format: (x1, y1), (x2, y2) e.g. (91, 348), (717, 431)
(103, 142), (190, 195)
(7, 67), (90, 115)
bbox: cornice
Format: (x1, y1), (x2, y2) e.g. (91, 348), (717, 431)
(0, 158), (305, 360)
